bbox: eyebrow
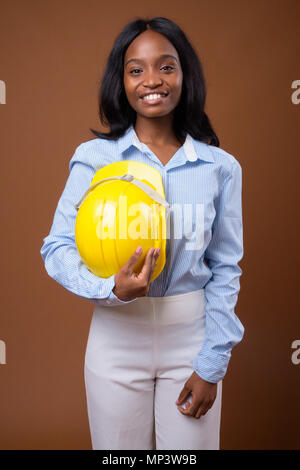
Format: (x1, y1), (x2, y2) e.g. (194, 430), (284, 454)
(125, 54), (178, 67)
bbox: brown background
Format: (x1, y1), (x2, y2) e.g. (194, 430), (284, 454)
(0, 0), (299, 450)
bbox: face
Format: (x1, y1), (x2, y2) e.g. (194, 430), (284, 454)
(123, 30), (183, 119)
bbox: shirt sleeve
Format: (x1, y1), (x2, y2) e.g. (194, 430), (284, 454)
(192, 160), (245, 383)
(40, 147), (138, 307)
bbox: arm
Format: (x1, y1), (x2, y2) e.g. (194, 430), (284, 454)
(192, 160), (245, 383)
(40, 147), (137, 306)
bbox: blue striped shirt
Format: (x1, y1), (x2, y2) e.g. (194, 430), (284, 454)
(40, 124), (244, 383)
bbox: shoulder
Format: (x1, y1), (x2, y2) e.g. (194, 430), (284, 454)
(209, 144), (241, 169)
(69, 136), (118, 171)
(205, 144), (242, 182)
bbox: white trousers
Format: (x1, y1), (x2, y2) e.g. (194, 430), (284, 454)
(84, 289), (222, 450)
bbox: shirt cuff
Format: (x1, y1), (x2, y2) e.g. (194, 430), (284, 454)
(192, 351), (231, 384)
(102, 274), (139, 306)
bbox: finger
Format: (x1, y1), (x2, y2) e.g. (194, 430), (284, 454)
(177, 399), (191, 412)
(176, 387), (190, 407)
(196, 399), (214, 419)
(148, 249), (159, 282)
(195, 404), (210, 419)
(125, 246), (143, 273)
(148, 248), (159, 283)
(178, 395), (201, 417)
(138, 247), (155, 279)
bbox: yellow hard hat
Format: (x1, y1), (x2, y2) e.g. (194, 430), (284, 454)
(74, 160), (170, 282)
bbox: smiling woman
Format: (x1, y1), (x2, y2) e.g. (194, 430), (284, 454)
(41, 16), (244, 451)
(90, 18), (219, 148)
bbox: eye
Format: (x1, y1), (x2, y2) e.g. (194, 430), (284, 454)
(129, 65), (175, 74)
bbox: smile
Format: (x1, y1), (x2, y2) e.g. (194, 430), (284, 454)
(140, 93), (168, 104)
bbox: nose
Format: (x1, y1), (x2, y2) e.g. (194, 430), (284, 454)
(142, 69), (163, 88)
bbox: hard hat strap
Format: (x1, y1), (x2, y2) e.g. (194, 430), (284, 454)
(75, 174), (170, 219)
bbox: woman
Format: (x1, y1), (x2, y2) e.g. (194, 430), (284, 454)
(40, 16), (245, 450)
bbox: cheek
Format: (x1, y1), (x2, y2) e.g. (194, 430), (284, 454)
(169, 73), (183, 95)
(175, 75), (183, 93)
(171, 79), (183, 104)
(124, 81), (138, 102)
(123, 76), (132, 95)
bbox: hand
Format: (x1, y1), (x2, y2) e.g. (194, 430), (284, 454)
(175, 372), (217, 419)
(112, 246), (160, 301)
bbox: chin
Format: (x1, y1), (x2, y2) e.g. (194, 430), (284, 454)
(137, 107), (174, 118)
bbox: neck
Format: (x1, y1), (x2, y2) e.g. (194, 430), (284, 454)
(134, 115), (181, 146)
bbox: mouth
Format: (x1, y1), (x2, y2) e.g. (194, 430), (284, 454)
(139, 92), (169, 105)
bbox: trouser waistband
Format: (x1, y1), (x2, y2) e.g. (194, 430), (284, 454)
(94, 288), (206, 325)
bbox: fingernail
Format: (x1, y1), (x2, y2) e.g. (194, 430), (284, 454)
(176, 399), (179, 405)
(136, 246), (142, 254)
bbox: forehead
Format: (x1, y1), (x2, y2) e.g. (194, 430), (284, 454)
(124, 30), (179, 62)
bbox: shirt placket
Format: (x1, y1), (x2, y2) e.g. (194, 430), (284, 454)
(160, 167), (170, 296)
(138, 143), (185, 297)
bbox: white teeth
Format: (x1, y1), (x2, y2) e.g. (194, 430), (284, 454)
(143, 93), (164, 101)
